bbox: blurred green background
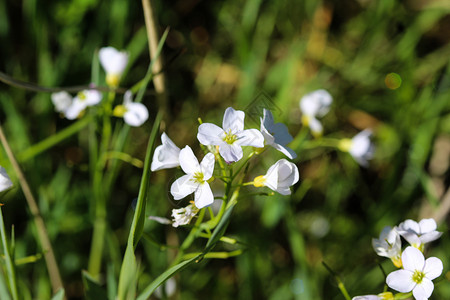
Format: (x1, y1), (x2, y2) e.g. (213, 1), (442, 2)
(0, 0), (449, 299)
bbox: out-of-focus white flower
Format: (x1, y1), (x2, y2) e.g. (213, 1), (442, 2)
(197, 107), (264, 163)
(113, 91), (149, 127)
(396, 218), (442, 251)
(99, 47), (129, 87)
(253, 159), (299, 195)
(372, 226), (402, 267)
(170, 146), (215, 208)
(171, 204), (199, 227)
(386, 246), (442, 300)
(151, 133), (181, 171)
(299, 89), (332, 136)
(148, 216), (172, 225)
(154, 277), (176, 299)
(64, 89), (102, 120)
(51, 91), (72, 113)
(0, 167), (13, 192)
(260, 109), (296, 159)
(338, 129), (374, 167)
(352, 292), (394, 300)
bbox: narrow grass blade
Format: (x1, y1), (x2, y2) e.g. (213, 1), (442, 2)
(82, 271), (108, 300)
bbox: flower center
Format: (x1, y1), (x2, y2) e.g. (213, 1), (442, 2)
(192, 172), (205, 184)
(412, 270), (425, 284)
(223, 130), (238, 144)
(77, 91), (87, 101)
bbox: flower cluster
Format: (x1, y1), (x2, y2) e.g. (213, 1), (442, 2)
(354, 218), (443, 300)
(150, 107), (299, 227)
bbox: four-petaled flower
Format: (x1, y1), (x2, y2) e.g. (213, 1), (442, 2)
(99, 46), (129, 87)
(197, 107), (264, 162)
(151, 133), (181, 171)
(372, 226), (402, 267)
(299, 89), (332, 136)
(396, 219), (442, 251)
(260, 109), (297, 159)
(0, 166), (13, 192)
(253, 159), (299, 195)
(171, 204), (199, 227)
(338, 129), (374, 167)
(170, 146), (215, 208)
(386, 246), (442, 300)
(113, 91), (149, 127)
(64, 89), (102, 120)
(51, 91), (72, 113)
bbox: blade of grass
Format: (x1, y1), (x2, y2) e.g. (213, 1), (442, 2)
(0, 207), (18, 300)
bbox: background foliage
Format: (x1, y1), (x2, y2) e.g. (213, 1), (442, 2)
(0, 0), (449, 299)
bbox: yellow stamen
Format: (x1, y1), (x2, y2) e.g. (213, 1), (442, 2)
(337, 138), (353, 152)
(412, 270), (425, 284)
(253, 175), (266, 187)
(223, 129), (238, 144)
(192, 172), (205, 184)
(106, 73), (120, 87)
(113, 105), (127, 117)
(391, 256), (402, 268)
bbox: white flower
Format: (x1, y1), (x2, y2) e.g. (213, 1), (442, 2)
(151, 133), (181, 171)
(170, 146), (215, 208)
(113, 91), (149, 127)
(396, 219), (442, 251)
(51, 91), (72, 113)
(99, 47), (129, 87)
(148, 216), (172, 225)
(352, 293), (394, 300)
(260, 109), (297, 159)
(0, 167), (13, 192)
(372, 226), (402, 267)
(253, 159), (299, 195)
(64, 89), (102, 120)
(299, 89), (332, 135)
(197, 107), (264, 162)
(386, 246), (443, 300)
(171, 204), (199, 227)
(338, 130), (374, 167)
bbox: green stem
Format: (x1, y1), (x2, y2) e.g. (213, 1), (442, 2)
(322, 261), (351, 300)
(0, 207), (18, 300)
(17, 115), (93, 161)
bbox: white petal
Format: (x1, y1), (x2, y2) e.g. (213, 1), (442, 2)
(420, 231), (442, 244)
(84, 90), (102, 106)
(235, 129), (264, 147)
(308, 117), (323, 134)
(352, 296), (379, 300)
(197, 123), (225, 145)
(200, 153), (215, 180)
(51, 91), (72, 113)
(402, 246), (425, 272)
(0, 167), (13, 192)
(179, 146), (200, 174)
(219, 143), (243, 162)
(418, 218), (437, 234)
(273, 143), (297, 159)
(270, 122), (293, 145)
(299, 89), (332, 117)
(386, 269), (416, 293)
(194, 183), (214, 208)
(64, 100), (86, 120)
(264, 162), (280, 191)
(276, 186), (292, 195)
(99, 47), (129, 74)
(350, 130), (372, 158)
(170, 175), (197, 200)
(398, 219), (420, 234)
(124, 103), (149, 127)
(150, 133), (180, 171)
(123, 90), (133, 105)
(260, 124), (275, 145)
(423, 257), (443, 280)
(222, 107), (244, 133)
(412, 278), (434, 300)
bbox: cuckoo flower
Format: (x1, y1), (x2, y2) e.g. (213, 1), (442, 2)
(396, 219), (442, 251)
(299, 89), (332, 136)
(99, 46), (129, 87)
(260, 109), (297, 159)
(113, 91), (149, 127)
(372, 226), (402, 267)
(338, 129), (374, 167)
(51, 91), (72, 113)
(197, 107), (264, 162)
(171, 204), (199, 227)
(64, 89), (102, 120)
(151, 133), (181, 171)
(170, 146), (215, 208)
(386, 246), (442, 300)
(0, 167), (13, 192)
(253, 159), (299, 195)
(352, 293), (394, 300)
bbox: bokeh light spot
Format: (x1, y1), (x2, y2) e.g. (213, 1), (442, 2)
(385, 73), (402, 90)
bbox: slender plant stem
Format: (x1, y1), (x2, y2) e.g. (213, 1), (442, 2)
(0, 125), (64, 295)
(0, 207), (18, 300)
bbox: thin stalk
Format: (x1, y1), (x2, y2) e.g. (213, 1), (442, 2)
(322, 261), (351, 300)
(0, 207), (18, 300)
(0, 125), (64, 295)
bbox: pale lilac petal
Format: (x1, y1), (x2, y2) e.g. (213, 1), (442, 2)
(386, 269), (416, 293)
(420, 231), (442, 244)
(222, 107), (244, 133)
(170, 175), (197, 200)
(179, 146), (200, 174)
(124, 102), (149, 127)
(194, 183), (214, 208)
(419, 219), (437, 233)
(276, 186), (291, 195)
(423, 257), (443, 280)
(235, 129), (264, 147)
(413, 278), (434, 300)
(262, 109), (274, 129)
(270, 122), (293, 145)
(352, 296), (379, 300)
(197, 123), (225, 145)
(200, 153), (215, 180)
(219, 143), (243, 162)
(0, 167), (13, 192)
(402, 246), (425, 272)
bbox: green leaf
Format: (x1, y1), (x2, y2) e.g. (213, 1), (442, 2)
(204, 203), (235, 254)
(51, 289), (65, 300)
(82, 271), (108, 300)
(136, 256), (200, 300)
